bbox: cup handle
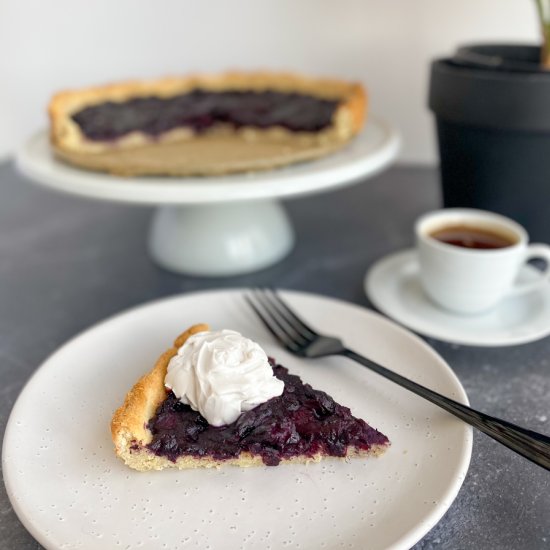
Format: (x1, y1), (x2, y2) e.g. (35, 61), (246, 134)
(510, 243), (550, 296)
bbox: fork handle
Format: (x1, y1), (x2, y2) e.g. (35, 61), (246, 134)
(341, 348), (550, 471)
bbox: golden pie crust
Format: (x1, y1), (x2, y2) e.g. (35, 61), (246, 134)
(111, 324), (387, 472)
(49, 72), (367, 176)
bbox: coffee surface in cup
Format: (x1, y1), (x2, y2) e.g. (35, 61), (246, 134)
(429, 225), (515, 250)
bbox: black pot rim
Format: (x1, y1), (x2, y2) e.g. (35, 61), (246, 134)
(429, 54), (550, 131)
(454, 42), (544, 74)
(436, 58), (550, 84)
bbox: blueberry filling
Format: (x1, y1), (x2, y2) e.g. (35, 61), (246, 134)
(146, 361), (389, 466)
(71, 89), (339, 141)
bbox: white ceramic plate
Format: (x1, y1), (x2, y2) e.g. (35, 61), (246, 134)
(3, 290), (471, 550)
(16, 117), (399, 205)
(365, 249), (550, 347)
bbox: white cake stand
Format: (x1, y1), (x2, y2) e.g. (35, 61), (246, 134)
(16, 117), (399, 276)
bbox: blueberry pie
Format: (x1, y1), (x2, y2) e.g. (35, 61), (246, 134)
(49, 72), (366, 176)
(111, 325), (389, 471)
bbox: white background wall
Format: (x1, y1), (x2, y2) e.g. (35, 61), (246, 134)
(0, 0), (540, 163)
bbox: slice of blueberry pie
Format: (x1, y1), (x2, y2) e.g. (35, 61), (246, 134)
(49, 72), (366, 176)
(111, 324), (389, 471)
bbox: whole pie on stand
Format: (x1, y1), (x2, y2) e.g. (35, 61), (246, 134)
(49, 72), (366, 176)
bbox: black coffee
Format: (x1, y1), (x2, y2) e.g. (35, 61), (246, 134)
(430, 225), (516, 250)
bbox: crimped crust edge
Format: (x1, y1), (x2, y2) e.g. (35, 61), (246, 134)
(110, 324), (209, 457)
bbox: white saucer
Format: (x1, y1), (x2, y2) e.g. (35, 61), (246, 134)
(365, 249), (550, 347)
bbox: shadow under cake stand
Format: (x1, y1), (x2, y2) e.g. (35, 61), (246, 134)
(16, 117), (399, 276)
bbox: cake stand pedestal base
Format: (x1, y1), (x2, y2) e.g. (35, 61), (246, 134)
(148, 200), (295, 276)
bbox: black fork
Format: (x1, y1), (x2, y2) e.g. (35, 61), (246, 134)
(246, 288), (550, 471)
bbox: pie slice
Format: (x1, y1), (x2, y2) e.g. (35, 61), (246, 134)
(49, 72), (366, 176)
(111, 325), (389, 471)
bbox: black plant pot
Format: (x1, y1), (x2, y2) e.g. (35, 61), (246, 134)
(429, 44), (550, 243)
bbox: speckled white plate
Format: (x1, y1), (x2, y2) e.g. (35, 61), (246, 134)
(2, 290), (472, 550)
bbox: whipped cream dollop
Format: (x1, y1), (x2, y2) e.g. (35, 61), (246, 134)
(165, 330), (284, 427)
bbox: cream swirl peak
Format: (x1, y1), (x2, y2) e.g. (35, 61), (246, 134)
(164, 330), (284, 427)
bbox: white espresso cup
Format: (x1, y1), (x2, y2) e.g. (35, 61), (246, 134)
(415, 208), (550, 314)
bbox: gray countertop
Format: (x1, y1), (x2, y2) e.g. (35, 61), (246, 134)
(0, 161), (548, 549)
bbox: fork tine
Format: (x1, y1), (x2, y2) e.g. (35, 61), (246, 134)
(251, 289), (310, 346)
(244, 294), (301, 353)
(263, 288), (317, 339)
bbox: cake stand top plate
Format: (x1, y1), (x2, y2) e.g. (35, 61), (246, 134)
(16, 116), (399, 205)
